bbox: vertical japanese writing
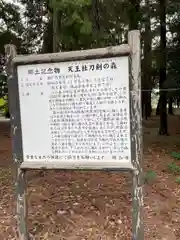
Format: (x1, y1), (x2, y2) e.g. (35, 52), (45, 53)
(20, 58), (130, 161)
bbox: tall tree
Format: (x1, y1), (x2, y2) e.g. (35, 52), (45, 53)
(142, 0), (152, 119)
(20, 0), (48, 53)
(159, 0), (168, 135)
(166, 0), (180, 114)
(128, 0), (141, 30)
(0, 0), (26, 117)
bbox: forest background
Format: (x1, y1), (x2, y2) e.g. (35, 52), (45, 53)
(0, 0), (180, 134)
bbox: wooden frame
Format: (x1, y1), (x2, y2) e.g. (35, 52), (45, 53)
(5, 30), (143, 240)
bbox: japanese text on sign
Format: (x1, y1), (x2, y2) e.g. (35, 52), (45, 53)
(17, 56), (131, 163)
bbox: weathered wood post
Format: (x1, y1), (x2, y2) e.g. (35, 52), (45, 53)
(5, 44), (28, 240)
(128, 31), (144, 239)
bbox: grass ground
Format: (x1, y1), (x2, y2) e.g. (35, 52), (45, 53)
(0, 115), (180, 239)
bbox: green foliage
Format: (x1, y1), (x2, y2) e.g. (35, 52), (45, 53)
(0, 1), (26, 54)
(168, 151), (180, 183)
(51, 0), (91, 8)
(171, 152), (180, 160)
(167, 162), (180, 174)
(42, 0), (130, 51)
(0, 0), (179, 121)
(48, 0), (93, 51)
(20, 0), (48, 53)
(0, 1), (27, 116)
(0, 99), (8, 117)
(0, 97), (6, 106)
(175, 177), (180, 183)
(144, 170), (157, 184)
(0, 73), (7, 99)
(0, 0), (23, 33)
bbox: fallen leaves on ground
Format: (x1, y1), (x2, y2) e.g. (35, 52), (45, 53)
(0, 116), (180, 239)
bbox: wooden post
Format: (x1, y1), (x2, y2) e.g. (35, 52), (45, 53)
(128, 30), (144, 240)
(5, 44), (29, 240)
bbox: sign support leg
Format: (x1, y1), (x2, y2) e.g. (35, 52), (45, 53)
(132, 169), (144, 240)
(16, 168), (29, 240)
(128, 30), (144, 240)
(5, 44), (29, 240)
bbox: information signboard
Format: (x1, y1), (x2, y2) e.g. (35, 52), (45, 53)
(17, 56), (131, 167)
(17, 56), (131, 164)
(6, 30), (143, 240)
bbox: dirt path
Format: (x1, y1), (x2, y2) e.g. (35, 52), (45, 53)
(0, 116), (180, 239)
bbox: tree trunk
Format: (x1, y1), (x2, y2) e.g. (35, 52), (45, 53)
(142, 0), (152, 119)
(143, 90), (152, 120)
(168, 97), (174, 115)
(141, 90), (145, 118)
(177, 99), (180, 108)
(142, 91), (148, 119)
(146, 90), (152, 117)
(129, 0), (140, 30)
(41, 19), (53, 53)
(159, 91), (168, 134)
(156, 97), (160, 115)
(158, 0), (168, 135)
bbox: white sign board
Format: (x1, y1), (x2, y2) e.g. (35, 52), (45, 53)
(17, 56), (131, 165)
